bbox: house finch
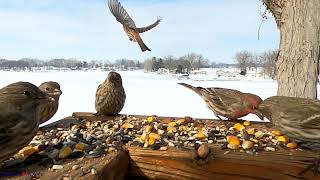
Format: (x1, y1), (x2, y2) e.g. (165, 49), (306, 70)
(178, 83), (262, 120)
(95, 71), (126, 116)
(253, 96), (320, 175)
(108, 0), (161, 52)
(0, 82), (54, 163)
(38, 81), (62, 124)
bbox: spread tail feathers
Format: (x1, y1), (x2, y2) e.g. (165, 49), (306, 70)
(135, 34), (150, 52)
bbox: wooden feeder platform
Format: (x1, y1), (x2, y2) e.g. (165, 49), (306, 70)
(3, 112), (319, 180)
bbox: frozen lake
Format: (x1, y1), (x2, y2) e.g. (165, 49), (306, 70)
(0, 70), (278, 125)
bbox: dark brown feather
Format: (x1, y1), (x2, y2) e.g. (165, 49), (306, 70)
(0, 81), (53, 163)
(95, 72), (126, 115)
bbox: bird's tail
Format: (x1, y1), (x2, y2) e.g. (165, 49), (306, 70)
(135, 34), (151, 52)
(177, 83), (202, 96)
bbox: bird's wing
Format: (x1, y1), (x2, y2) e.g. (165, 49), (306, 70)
(204, 88), (242, 107)
(277, 97), (320, 129)
(135, 17), (161, 33)
(108, 0), (136, 28)
(0, 114), (21, 144)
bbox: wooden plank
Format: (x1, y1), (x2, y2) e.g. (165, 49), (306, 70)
(5, 150), (130, 180)
(127, 146), (318, 180)
(5, 113), (319, 180)
(71, 112), (319, 180)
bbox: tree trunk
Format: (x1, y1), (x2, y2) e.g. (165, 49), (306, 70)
(263, 0), (320, 99)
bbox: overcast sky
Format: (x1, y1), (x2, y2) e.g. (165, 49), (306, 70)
(0, 0), (279, 63)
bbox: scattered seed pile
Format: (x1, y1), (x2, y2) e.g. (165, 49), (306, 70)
(4, 115), (299, 176)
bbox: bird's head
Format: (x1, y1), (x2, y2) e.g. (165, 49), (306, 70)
(244, 93), (263, 110)
(39, 81), (62, 100)
(251, 98), (276, 124)
(1, 81), (55, 108)
(106, 71), (123, 87)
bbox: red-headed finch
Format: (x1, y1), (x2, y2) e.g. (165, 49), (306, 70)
(253, 96), (320, 175)
(108, 0), (161, 52)
(95, 71), (126, 116)
(38, 81), (62, 124)
(178, 83), (262, 120)
(0, 82), (54, 163)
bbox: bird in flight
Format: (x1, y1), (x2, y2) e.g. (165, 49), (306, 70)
(108, 0), (161, 52)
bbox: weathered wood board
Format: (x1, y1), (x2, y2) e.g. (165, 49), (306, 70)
(2, 113), (319, 180)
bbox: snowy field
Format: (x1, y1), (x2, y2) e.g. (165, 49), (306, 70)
(0, 70), (279, 125)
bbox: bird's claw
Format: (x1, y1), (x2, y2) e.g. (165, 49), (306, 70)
(299, 158), (320, 176)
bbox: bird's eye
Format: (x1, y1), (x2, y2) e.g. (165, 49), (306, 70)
(46, 87), (50, 91)
(23, 91), (31, 96)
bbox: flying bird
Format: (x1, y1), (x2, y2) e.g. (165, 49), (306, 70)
(0, 82), (54, 163)
(108, 0), (161, 52)
(178, 83), (262, 120)
(38, 81), (62, 124)
(253, 96), (320, 175)
(95, 71), (126, 116)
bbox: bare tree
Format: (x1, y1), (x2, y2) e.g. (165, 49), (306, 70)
(144, 58), (153, 72)
(182, 53), (207, 70)
(259, 50), (277, 79)
(163, 55), (176, 70)
(235, 50), (252, 75)
(263, 0), (320, 99)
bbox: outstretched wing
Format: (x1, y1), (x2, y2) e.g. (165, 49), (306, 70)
(135, 17), (161, 33)
(108, 0), (136, 28)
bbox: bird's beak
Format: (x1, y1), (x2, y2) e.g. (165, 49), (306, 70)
(53, 89), (62, 95)
(252, 109), (264, 120)
(36, 92), (55, 103)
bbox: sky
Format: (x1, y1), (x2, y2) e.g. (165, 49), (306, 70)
(0, 0), (279, 63)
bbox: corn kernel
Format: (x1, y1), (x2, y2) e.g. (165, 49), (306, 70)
(243, 121), (251, 126)
(227, 135), (240, 145)
(149, 133), (160, 140)
(272, 130), (282, 136)
(145, 125), (152, 133)
(147, 116), (155, 123)
(176, 118), (185, 125)
(277, 136), (289, 143)
(140, 133), (148, 142)
(168, 122), (177, 127)
(167, 126), (176, 134)
(242, 140), (254, 149)
(122, 123), (133, 129)
(234, 123), (245, 131)
(148, 137), (156, 145)
(246, 128), (255, 135)
(287, 142), (297, 149)
(194, 133), (206, 139)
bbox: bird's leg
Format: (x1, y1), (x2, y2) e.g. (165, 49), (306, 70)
(299, 155), (320, 176)
(93, 112), (101, 116)
(216, 114), (224, 121)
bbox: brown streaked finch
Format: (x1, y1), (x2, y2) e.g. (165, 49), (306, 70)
(38, 81), (62, 124)
(0, 82), (54, 163)
(95, 71), (126, 116)
(253, 96), (320, 175)
(108, 0), (161, 52)
(178, 83), (262, 120)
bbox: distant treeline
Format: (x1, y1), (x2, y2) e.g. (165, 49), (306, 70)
(0, 50), (276, 77)
(144, 53), (234, 74)
(0, 53), (234, 72)
(0, 58), (143, 70)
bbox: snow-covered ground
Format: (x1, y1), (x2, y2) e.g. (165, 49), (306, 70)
(0, 70), (278, 125)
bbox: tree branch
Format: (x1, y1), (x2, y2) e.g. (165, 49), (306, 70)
(262, 0), (284, 28)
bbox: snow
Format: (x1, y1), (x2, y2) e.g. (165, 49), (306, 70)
(0, 70), (278, 125)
